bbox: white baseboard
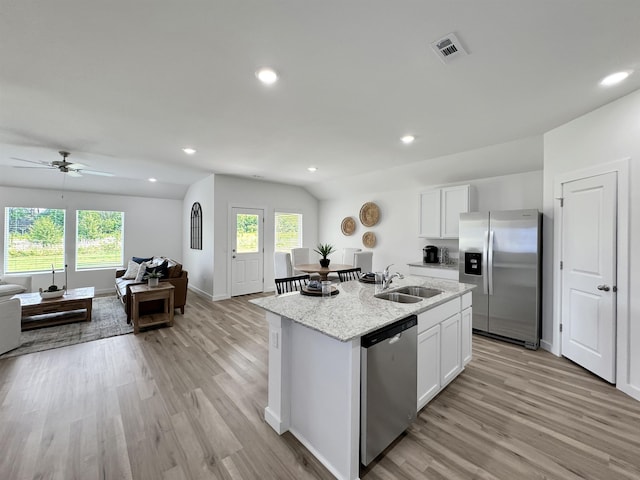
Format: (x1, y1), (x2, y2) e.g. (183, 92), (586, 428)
(188, 285), (213, 301)
(212, 293), (231, 302)
(540, 339), (556, 355)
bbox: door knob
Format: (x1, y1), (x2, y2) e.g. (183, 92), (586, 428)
(597, 284), (610, 292)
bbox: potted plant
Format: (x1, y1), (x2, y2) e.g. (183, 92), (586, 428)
(314, 243), (335, 268)
(146, 271), (163, 287)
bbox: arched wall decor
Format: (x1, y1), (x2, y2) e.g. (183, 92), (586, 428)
(190, 202), (203, 250)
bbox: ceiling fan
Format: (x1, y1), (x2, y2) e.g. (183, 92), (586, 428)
(10, 150), (114, 177)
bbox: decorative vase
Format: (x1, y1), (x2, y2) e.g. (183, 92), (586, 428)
(148, 277), (159, 287)
(319, 258), (330, 268)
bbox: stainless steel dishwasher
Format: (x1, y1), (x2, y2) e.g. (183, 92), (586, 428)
(360, 315), (417, 466)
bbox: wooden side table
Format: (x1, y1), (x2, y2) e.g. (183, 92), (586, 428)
(129, 283), (175, 334)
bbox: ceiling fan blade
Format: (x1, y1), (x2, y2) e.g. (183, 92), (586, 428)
(12, 165), (55, 170)
(66, 170), (82, 177)
(67, 163), (87, 170)
(10, 157), (51, 166)
(81, 170), (115, 177)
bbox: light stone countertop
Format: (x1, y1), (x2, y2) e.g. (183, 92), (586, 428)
(407, 261), (459, 271)
(250, 275), (475, 342)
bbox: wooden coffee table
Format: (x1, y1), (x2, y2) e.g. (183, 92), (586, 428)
(13, 287), (95, 331)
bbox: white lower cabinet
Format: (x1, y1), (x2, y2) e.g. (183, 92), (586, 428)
(417, 325), (440, 409)
(440, 313), (462, 387)
(461, 306), (472, 366)
(417, 294), (472, 412)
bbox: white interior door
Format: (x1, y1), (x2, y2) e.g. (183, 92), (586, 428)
(561, 172), (617, 382)
(231, 207), (264, 296)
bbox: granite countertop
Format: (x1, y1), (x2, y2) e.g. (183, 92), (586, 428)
(407, 260), (459, 271)
(250, 275), (474, 342)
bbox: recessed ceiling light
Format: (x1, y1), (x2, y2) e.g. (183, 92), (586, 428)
(600, 71), (631, 87)
(307, 166), (317, 172)
(182, 147), (196, 155)
(401, 135), (415, 144)
(256, 68), (278, 85)
(148, 178), (157, 182)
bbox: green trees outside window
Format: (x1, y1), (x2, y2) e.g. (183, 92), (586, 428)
(4, 207), (65, 273)
(3, 207), (124, 273)
(275, 212), (302, 252)
(76, 210), (124, 269)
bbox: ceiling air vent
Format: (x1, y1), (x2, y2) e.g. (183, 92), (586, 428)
(430, 33), (468, 64)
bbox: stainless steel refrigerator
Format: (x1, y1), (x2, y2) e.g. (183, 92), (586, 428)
(458, 209), (542, 349)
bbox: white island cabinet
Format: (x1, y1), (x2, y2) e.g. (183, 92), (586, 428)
(251, 277), (474, 480)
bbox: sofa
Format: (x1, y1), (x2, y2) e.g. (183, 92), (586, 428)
(0, 298), (21, 355)
(0, 275), (32, 300)
(115, 257), (188, 322)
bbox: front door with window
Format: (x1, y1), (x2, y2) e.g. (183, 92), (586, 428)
(231, 208), (264, 296)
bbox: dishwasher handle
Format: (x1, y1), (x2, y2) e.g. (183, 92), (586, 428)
(361, 315), (417, 348)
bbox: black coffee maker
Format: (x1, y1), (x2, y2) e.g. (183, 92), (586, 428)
(423, 245), (439, 263)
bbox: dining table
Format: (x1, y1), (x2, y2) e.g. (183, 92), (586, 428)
(294, 263), (354, 281)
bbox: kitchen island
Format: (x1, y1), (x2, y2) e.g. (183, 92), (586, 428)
(250, 276), (474, 480)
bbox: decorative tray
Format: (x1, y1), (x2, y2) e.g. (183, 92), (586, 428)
(39, 289), (65, 299)
(358, 275), (378, 284)
(300, 285), (340, 296)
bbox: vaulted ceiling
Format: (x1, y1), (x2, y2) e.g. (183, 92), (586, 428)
(1, 1), (639, 199)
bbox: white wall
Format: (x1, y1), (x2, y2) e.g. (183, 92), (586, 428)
(543, 87), (640, 401)
(318, 170), (543, 275)
(182, 174), (215, 299)
(213, 175), (319, 300)
(0, 186), (183, 294)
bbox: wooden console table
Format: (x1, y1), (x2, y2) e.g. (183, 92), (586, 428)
(13, 287), (95, 331)
(130, 283), (175, 334)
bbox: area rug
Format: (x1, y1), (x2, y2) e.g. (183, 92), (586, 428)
(0, 295), (132, 359)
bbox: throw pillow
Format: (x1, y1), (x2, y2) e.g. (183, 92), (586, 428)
(145, 260), (169, 279)
(134, 262), (150, 282)
(132, 256), (153, 264)
(122, 260), (140, 279)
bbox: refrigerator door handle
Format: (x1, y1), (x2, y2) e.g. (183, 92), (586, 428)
(482, 230), (489, 294)
(488, 230), (495, 295)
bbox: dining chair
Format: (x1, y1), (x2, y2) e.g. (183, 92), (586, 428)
(341, 248), (362, 266)
(337, 267), (361, 282)
(275, 274), (311, 295)
(354, 251), (373, 273)
(274, 252), (293, 278)
(290, 247), (310, 275)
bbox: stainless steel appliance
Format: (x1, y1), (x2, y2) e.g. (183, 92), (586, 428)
(459, 209), (542, 349)
(360, 315), (417, 466)
(423, 245), (439, 263)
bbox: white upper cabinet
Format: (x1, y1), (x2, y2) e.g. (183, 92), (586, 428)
(419, 185), (470, 238)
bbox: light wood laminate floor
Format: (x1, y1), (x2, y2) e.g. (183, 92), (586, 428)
(1, 293), (638, 480)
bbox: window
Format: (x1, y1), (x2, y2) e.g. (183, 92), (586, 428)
(190, 202), (202, 250)
(4, 207), (66, 273)
(76, 210), (124, 270)
(275, 212), (303, 252)
(236, 213), (259, 253)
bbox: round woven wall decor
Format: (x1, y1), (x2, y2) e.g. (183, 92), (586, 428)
(341, 216), (356, 236)
(359, 202), (380, 227)
(362, 231), (376, 248)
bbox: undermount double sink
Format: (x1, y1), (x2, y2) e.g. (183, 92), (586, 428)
(374, 286), (443, 304)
